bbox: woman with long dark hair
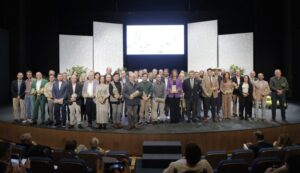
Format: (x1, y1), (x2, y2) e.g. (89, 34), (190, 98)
(167, 69), (183, 123)
(238, 75), (253, 120)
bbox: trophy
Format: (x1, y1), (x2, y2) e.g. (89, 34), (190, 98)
(113, 88), (120, 99)
(71, 93), (77, 99)
(171, 85), (177, 93)
(130, 91), (140, 99)
(31, 88), (36, 95)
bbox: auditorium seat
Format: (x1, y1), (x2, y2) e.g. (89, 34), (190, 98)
(205, 150), (227, 170)
(78, 150), (103, 173)
(250, 157), (282, 173)
(103, 156), (125, 173)
(106, 150), (129, 161)
(29, 157), (54, 173)
(217, 159), (248, 173)
(231, 149), (255, 165)
(11, 144), (26, 158)
(282, 145), (300, 160)
(51, 148), (77, 166)
(258, 148), (282, 158)
(58, 158), (88, 173)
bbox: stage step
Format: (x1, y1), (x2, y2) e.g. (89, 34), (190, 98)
(142, 154), (182, 168)
(143, 141), (182, 154)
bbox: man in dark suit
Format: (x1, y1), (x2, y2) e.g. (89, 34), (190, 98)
(67, 74), (83, 129)
(183, 71), (202, 122)
(52, 73), (68, 127)
(245, 130), (273, 157)
(231, 69), (244, 117)
(11, 72), (26, 123)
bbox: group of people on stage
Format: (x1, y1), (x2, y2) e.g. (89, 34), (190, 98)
(11, 66), (289, 130)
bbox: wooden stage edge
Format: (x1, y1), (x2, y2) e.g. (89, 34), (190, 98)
(0, 121), (299, 156)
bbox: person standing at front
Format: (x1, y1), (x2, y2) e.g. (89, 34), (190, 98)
(151, 74), (166, 123)
(253, 73), (270, 120)
(96, 75), (110, 129)
(31, 72), (48, 126)
(138, 73), (153, 124)
(44, 74), (55, 125)
(167, 69), (183, 123)
(109, 72), (123, 129)
(123, 72), (141, 130)
(269, 69), (289, 122)
(82, 71), (98, 127)
(11, 72), (26, 123)
(52, 73), (68, 127)
(68, 74), (83, 129)
(202, 68), (219, 122)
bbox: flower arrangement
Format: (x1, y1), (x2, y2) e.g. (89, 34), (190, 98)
(65, 65), (88, 77)
(230, 64), (245, 76)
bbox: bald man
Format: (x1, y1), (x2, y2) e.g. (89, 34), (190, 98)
(269, 69), (289, 122)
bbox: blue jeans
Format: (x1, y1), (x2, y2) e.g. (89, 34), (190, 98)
(271, 92), (286, 121)
(24, 95), (34, 119)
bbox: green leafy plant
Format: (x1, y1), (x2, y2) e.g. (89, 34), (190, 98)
(65, 65), (88, 77)
(230, 64), (245, 76)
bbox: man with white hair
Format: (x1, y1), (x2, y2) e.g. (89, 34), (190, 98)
(253, 73), (270, 120)
(269, 69), (289, 122)
(123, 72), (141, 130)
(31, 72), (48, 126)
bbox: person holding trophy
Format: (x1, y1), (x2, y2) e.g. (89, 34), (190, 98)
(30, 72), (48, 126)
(167, 69), (183, 123)
(152, 74), (166, 123)
(68, 74), (83, 129)
(123, 72), (141, 130)
(109, 72), (123, 129)
(138, 72), (153, 124)
(52, 73), (68, 127)
(95, 75), (110, 129)
(82, 71), (98, 127)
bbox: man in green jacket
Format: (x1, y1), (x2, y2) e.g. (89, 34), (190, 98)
(138, 72), (153, 124)
(30, 72), (48, 125)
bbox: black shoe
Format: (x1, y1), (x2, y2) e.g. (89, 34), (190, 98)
(40, 122), (46, 126)
(30, 121), (37, 126)
(46, 120), (53, 126)
(78, 124), (83, 129)
(68, 125), (74, 129)
(103, 124), (107, 130)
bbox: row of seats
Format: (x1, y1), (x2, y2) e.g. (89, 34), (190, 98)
(10, 145), (130, 173)
(204, 146), (300, 173)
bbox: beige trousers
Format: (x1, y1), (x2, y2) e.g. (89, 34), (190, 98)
(232, 94), (239, 115)
(222, 94), (232, 118)
(139, 99), (151, 121)
(151, 99), (166, 121)
(68, 102), (81, 125)
(12, 98), (25, 120)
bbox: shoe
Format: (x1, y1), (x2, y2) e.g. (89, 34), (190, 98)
(68, 125), (74, 129)
(22, 120), (27, 124)
(117, 123), (122, 129)
(62, 124), (66, 128)
(134, 124), (139, 129)
(40, 122), (46, 126)
(103, 124), (107, 130)
(30, 121), (37, 126)
(113, 124), (118, 129)
(128, 126), (134, 130)
(78, 124), (83, 129)
(27, 119), (33, 123)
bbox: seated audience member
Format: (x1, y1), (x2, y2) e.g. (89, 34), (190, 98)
(89, 137), (109, 155)
(64, 139), (77, 156)
(18, 133), (36, 156)
(75, 144), (88, 154)
(273, 134), (293, 149)
(163, 143), (213, 173)
(0, 142), (26, 173)
(265, 155), (300, 173)
(244, 130), (273, 157)
(28, 144), (52, 157)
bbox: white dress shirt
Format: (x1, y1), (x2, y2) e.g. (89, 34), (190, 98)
(87, 82), (93, 96)
(242, 83), (249, 93)
(36, 80), (42, 91)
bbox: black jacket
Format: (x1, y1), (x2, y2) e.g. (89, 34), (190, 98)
(67, 82), (83, 106)
(182, 78), (202, 100)
(231, 76), (244, 95)
(11, 80), (26, 99)
(238, 82), (253, 98)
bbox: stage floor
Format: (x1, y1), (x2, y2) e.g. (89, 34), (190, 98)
(0, 102), (300, 134)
